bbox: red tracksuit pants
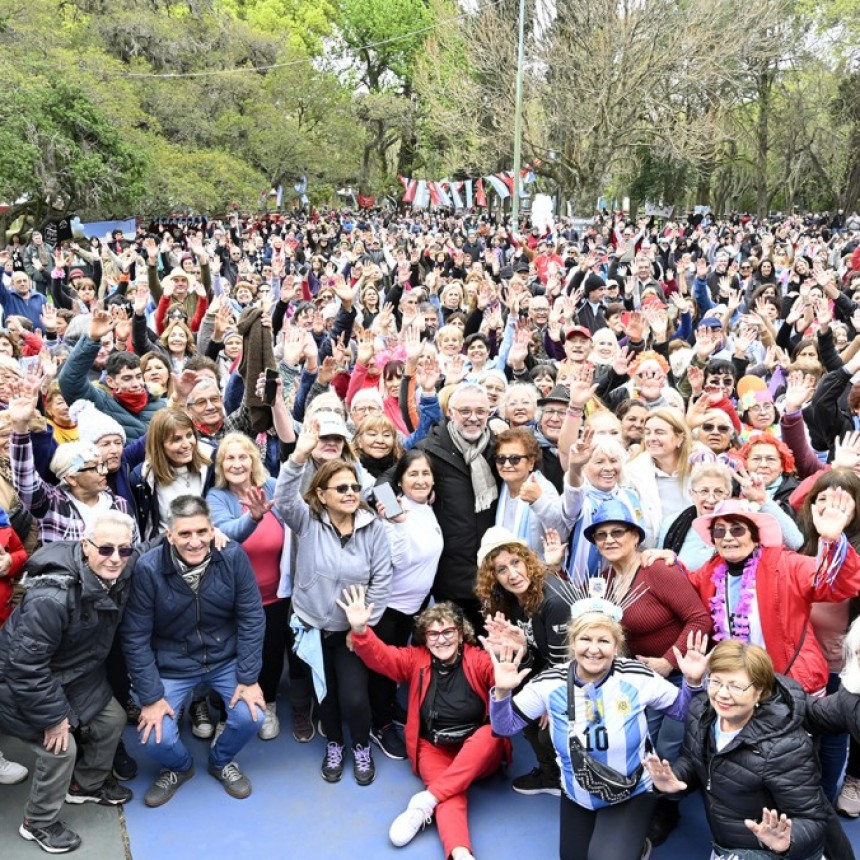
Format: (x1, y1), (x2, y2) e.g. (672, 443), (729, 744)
(416, 725), (506, 858)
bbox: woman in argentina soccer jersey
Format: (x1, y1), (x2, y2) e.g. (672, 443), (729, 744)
(486, 606), (709, 860)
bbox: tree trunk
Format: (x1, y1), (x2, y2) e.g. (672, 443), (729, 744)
(755, 66), (773, 219)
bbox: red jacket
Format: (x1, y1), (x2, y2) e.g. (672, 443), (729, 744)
(688, 543), (860, 692)
(0, 525), (28, 625)
(351, 628), (511, 774)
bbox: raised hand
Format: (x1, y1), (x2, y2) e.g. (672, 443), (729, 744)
(7, 380), (40, 432)
(568, 427), (596, 473)
(356, 329), (375, 366)
(88, 307), (117, 341)
(240, 486), (274, 523)
(483, 612), (527, 654)
(611, 346), (633, 377)
(416, 362), (440, 394)
(445, 354), (467, 386)
(812, 486), (856, 541)
(335, 584), (374, 633)
(687, 364), (704, 396)
(481, 639), (531, 698)
(541, 528), (565, 568)
(568, 363), (597, 409)
(744, 809), (792, 854)
(292, 418), (320, 463)
(281, 324), (306, 367)
(642, 754), (687, 793)
(672, 630), (710, 687)
(782, 370), (816, 413)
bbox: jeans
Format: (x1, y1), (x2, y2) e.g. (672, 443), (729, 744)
(712, 845), (824, 860)
(819, 672), (849, 804)
(137, 660), (264, 771)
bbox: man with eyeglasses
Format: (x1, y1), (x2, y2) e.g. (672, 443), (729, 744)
(420, 383), (501, 631)
(534, 385), (568, 492)
(0, 510), (138, 853)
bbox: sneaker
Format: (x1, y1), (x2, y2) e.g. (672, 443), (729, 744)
(258, 703), (280, 740)
(207, 760), (252, 799)
(370, 724), (407, 760)
(451, 850), (476, 860)
(0, 751), (28, 785)
(838, 774), (860, 818)
(144, 765), (195, 808)
(190, 698), (214, 739)
(291, 703), (315, 743)
(321, 742), (344, 783)
(210, 721), (226, 749)
(65, 776), (132, 806)
(112, 740), (138, 781)
(19, 820), (81, 854)
(511, 767), (561, 796)
(352, 743), (376, 786)
(647, 797), (680, 846)
(388, 790), (438, 847)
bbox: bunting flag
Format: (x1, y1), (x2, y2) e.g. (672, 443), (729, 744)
(398, 171), (536, 207)
(449, 181), (464, 210)
(414, 181), (430, 209)
(485, 175), (510, 200)
(399, 176), (418, 204)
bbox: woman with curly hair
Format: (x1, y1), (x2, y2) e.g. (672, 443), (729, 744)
(738, 432), (801, 519)
(475, 526), (571, 796)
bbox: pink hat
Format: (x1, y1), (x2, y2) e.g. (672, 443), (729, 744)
(691, 499), (782, 548)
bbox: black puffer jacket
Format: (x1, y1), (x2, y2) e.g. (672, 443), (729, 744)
(0, 541), (132, 741)
(673, 677), (829, 859)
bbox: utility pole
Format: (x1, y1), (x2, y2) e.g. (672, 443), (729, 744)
(510, 0), (526, 230)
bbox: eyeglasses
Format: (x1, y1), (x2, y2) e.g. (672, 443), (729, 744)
(591, 527), (631, 544)
(188, 395), (222, 407)
(702, 423), (732, 434)
(452, 407), (490, 419)
(746, 404), (774, 414)
(711, 523), (750, 540)
(542, 408), (566, 418)
(86, 540), (134, 559)
(424, 627), (459, 643)
(77, 463), (108, 475)
(495, 454), (527, 466)
(352, 404), (382, 415)
(747, 455), (779, 466)
(703, 675), (756, 696)
(692, 487), (729, 499)
(325, 483), (362, 494)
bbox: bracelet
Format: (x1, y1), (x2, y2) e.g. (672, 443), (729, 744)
(566, 407), (583, 417)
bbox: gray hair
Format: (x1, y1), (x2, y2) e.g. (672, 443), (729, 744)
(186, 376), (221, 406)
(167, 495), (211, 529)
(83, 510), (135, 542)
(448, 382), (489, 410)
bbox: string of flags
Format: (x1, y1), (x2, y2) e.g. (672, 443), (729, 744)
(399, 167), (538, 209)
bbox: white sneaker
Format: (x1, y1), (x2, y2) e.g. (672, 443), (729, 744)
(838, 774), (860, 817)
(0, 752), (27, 785)
(451, 849), (476, 860)
(389, 790), (437, 847)
(258, 703), (280, 740)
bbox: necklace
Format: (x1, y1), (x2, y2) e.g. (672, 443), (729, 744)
(710, 549), (760, 642)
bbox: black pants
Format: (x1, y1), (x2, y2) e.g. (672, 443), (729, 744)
(368, 606), (417, 730)
(559, 792), (657, 860)
(259, 599), (291, 703)
(319, 630), (370, 748)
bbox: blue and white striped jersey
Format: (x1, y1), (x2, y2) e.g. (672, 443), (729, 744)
(511, 658), (683, 809)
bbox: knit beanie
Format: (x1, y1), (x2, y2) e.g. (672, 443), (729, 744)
(69, 400), (127, 444)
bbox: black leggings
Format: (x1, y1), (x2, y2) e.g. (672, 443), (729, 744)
(318, 630), (370, 748)
(559, 792), (657, 860)
(259, 599), (291, 703)
(368, 606), (418, 730)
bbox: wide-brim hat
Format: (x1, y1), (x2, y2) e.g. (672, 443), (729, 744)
(691, 499), (782, 547)
(583, 499), (646, 544)
(477, 526), (528, 568)
(538, 385), (569, 407)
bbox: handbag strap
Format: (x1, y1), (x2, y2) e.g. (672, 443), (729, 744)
(783, 622), (808, 677)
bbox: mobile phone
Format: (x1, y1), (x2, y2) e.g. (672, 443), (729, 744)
(264, 368), (279, 405)
(373, 482), (403, 519)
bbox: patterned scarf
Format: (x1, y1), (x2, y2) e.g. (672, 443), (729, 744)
(170, 545), (212, 594)
(447, 422), (498, 513)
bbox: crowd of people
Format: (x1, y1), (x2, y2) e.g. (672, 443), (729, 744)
(2, 206), (860, 858)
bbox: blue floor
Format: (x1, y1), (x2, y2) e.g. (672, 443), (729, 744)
(120, 714), (860, 859)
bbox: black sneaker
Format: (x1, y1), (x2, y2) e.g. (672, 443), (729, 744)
(144, 765), (195, 808)
(647, 797), (680, 846)
(511, 767), (561, 796)
(112, 740), (138, 781)
(19, 820), (81, 854)
(352, 743), (376, 786)
(370, 724), (407, 760)
(321, 742), (344, 783)
(207, 760), (252, 799)
(65, 776), (132, 806)
(291, 703), (315, 743)
(190, 698), (214, 739)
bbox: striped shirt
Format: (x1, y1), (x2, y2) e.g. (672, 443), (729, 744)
(490, 658), (695, 810)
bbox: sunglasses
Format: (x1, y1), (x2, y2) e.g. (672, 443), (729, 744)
(592, 527), (631, 544)
(711, 523), (750, 540)
(87, 540), (134, 559)
(325, 483), (362, 494)
(494, 454), (526, 466)
(702, 423), (732, 434)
